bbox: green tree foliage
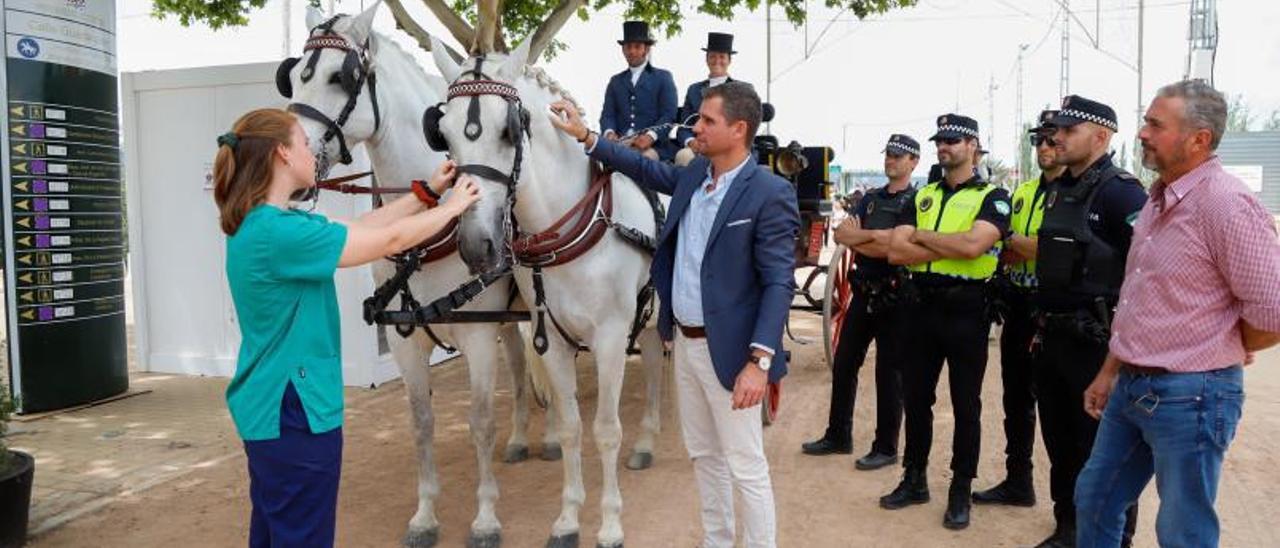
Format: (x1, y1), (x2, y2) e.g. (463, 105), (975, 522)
(152, 0), (917, 55)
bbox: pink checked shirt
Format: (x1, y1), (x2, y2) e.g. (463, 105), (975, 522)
(1110, 156), (1280, 372)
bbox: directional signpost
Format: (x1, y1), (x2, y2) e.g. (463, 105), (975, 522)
(2, 0), (126, 413)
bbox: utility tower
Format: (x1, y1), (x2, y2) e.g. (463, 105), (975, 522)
(1185, 0), (1218, 84)
(1059, 1), (1070, 97)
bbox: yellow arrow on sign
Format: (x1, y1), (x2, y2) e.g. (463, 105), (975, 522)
(13, 162), (27, 174)
(20, 310), (35, 321)
(18, 273), (32, 284)
(14, 181), (27, 192)
(15, 200), (28, 211)
(17, 236), (30, 247)
(10, 105), (24, 117)
(20, 291), (33, 303)
(10, 124), (25, 136)
(13, 143), (26, 155)
(18, 254), (31, 265)
(15, 217), (29, 228)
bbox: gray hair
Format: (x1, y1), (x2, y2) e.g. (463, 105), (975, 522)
(702, 82), (762, 147)
(1156, 80), (1227, 150)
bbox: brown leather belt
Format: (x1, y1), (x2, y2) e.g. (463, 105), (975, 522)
(677, 323), (707, 339)
(1121, 363), (1170, 376)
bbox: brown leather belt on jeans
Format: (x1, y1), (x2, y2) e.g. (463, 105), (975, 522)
(1121, 363), (1170, 376)
(677, 323), (707, 339)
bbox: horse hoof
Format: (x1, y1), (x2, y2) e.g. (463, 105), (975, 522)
(541, 443), (563, 461)
(625, 451), (653, 471)
(467, 531), (501, 548)
(596, 541), (623, 548)
(503, 445), (530, 463)
(403, 526), (440, 548)
(545, 532), (579, 548)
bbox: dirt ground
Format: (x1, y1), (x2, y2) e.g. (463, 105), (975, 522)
(25, 311), (1280, 547)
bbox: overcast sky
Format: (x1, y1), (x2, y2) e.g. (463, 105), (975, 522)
(118, 0), (1280, 177)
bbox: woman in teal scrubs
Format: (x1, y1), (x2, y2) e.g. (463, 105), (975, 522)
(211, 108), (479, 547)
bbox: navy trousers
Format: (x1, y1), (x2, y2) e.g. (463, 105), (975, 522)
(244, 382), (343, 548)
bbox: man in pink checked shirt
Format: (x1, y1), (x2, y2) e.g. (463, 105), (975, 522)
(1073, 80), (1280, 548)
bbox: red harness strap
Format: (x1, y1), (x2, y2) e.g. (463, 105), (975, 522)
(314, 172), (458, 266)
(512, 168), (614, 267)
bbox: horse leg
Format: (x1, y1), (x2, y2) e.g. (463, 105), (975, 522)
(626, 327), (664, 471)
(459, 327), (503, 548)
(541, 340), (586, 548)
(590, 327), (628, 548)
(498, 322), (531, 463)
(390, 330), (443, 548)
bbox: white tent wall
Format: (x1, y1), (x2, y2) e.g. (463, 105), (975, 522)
(122, 62), (449, 387)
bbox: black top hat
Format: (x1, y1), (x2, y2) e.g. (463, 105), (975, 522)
(702, 32), (736, 54)
(618, 21), (656, 45)
(1049, 96), (1118, 132)
(1028, 109), (1059, 133)
(929, 113), (980, 141)
(883, 134), (921, 156)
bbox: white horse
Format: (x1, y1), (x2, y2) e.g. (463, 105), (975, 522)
(281, 5), (559, 547)
(428, 36), (668, 547)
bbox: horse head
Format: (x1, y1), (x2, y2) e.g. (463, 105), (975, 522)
(428, 36), (534, 275)
(276, 3), (384, 181)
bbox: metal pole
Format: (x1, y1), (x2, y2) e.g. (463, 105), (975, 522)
(283, 0), (292, 58)
(766, 0), (772, 134)
(1060, 0), (1070, 97)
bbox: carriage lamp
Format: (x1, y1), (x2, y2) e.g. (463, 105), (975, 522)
(776, 140), (809, 178)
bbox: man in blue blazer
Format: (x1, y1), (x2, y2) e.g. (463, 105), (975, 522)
(675, 32), (751, 166)
(551, 82), (798, 548)
(600, 21), (680, 161)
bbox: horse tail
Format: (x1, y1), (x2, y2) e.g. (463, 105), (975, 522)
(520, 323), (554, 409)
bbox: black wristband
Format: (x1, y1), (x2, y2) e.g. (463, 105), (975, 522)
(577, 130), (594, 144)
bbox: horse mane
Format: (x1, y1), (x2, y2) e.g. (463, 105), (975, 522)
(520, 65), (584, 116)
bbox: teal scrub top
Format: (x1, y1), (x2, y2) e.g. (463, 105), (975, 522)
(224, 204), (348, 441)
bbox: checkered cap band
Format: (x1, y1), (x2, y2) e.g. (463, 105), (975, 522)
(448, 80), (521, 101)
(304, 36), (355, 53)
(887, 141), (920, 156)
(1060, 108), (1118, 131)
(937, 124), (979, 138)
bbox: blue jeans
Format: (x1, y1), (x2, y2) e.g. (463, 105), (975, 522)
(1075, 366), (1244, 548)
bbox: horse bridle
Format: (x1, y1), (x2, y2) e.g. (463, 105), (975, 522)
(277, 16), (382, 175)
(425, 55), (531, 246)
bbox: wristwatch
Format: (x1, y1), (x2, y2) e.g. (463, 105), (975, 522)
(749, 354), (772, 372)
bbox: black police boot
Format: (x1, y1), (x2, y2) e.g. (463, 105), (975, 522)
(971, 473), (1036, 507)
(855, 449), (899, 471)
(943, 478), (973, 530)
(879, 467), (929, 509)
(801, 433), (852, 456)
(1033, 524), (1075, 548)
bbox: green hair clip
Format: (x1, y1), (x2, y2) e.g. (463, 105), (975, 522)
(216, 132), (239, 150)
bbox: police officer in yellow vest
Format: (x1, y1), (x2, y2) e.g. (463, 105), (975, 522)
(880, 114), (1012, 530)
(1031, 95), (1146, 548)
(972, 110), (1064, 508)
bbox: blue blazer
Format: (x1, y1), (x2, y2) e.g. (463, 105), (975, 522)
(600, 64), (679, 161)
(590, 138), (799, 390)
(675, 78), (750, 148)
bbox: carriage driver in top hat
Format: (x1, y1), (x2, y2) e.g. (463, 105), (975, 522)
(675, 32), (752, 166)
(600, 21), (680, 161)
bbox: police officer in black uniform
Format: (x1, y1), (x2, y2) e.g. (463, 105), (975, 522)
(802, 135), (920, 471)
(972, 110), (1065, 508)
(880, 114), (1012, 530)
(1031, 96), (1146, 547)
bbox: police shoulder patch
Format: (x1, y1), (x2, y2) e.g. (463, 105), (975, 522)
(919, 196), (934, 212)
(994, 200), (1011, 216)
(1013, 197), (1025, 214)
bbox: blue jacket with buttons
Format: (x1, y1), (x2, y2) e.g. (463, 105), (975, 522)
(589, 138), (799, 391)
(600, 63), (679, 161)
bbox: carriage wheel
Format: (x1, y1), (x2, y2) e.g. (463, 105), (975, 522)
(800, 265), (828, 310)
(822, 245), (856, 370)
(761, 381), (781, 426)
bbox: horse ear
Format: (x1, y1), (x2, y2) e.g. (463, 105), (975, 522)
(346, 0), (381, 44)
(305, 5), (326, 30)
(500, 34), (533, 80)
(431, 35), (462, 83)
